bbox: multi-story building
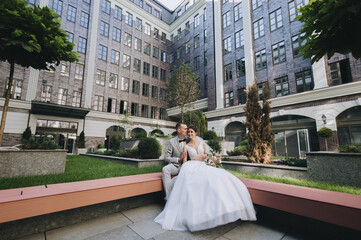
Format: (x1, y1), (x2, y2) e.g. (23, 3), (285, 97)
(1, 0), (361, 156)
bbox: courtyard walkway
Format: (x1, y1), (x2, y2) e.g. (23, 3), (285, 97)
(18, 204), (322, 240)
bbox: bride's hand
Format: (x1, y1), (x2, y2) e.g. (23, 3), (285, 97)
(193, 154), (207, 161)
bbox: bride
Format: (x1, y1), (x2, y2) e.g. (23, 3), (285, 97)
(155, 125), (257, 232)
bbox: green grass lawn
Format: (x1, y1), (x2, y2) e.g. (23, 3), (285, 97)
(0, 155), (360, 195)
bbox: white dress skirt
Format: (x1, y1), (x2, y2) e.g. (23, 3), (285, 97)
(154, 144), (257, 232)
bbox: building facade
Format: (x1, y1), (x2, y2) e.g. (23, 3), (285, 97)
(1, 0), (361, 156)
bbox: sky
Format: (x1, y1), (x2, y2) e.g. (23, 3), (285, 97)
(156, 0), (183, 11)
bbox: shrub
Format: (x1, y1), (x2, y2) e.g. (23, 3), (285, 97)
(226, 140), (248, 156)
(138, 137), (162, 159)
(207, 139), (221, 153)
(21, 138), (60, 150)
(339, 144), (361, 153)
(116, 147), (139, 158)
(22, 127), (32, 141)
(39, 140), (60, 149)
(98, 143), (105, 148)
(203, 130), (218, 140)
(318, 127), (333, 138)
(103, 149), (116, 155)
(279, 157), (307, 167)
(78, 131), (85, 148)
(134, 131), (147, 139)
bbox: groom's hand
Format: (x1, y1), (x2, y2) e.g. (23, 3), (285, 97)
(178, 152), (185, 162)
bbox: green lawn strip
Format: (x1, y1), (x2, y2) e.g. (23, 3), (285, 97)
(0, 155), (162, 190)
(230, 170), (361, 195)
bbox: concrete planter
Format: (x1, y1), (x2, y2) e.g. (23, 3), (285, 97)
(77, 148), (87, 155)
(84, 154), (165, 168)
(97, 148), (107, 152)
(0, 149), (67, 178)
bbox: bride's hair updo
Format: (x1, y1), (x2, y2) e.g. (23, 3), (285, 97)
(187, 125), (198, 133)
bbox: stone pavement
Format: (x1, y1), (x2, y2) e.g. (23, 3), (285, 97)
(16, 204), (326, 240)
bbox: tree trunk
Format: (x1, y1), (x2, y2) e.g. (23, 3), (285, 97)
(0, 62), (15, 146)
(180, 106), (184, 122)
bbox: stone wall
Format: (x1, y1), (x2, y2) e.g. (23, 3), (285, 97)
(1, 133), (22, 147)
(0, 149), (67, 178)
(307, 152), (361, 188)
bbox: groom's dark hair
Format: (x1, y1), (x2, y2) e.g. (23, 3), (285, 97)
(175, 122), (185, 130)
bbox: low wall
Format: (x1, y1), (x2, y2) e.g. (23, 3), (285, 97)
(0, 149), (67, 178)
(307, 152), (361, 188)
(222, 161), (308, 180)
(84, 154), (165, 168)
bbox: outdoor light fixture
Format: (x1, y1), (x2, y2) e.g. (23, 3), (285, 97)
(321, 114), (327, 124)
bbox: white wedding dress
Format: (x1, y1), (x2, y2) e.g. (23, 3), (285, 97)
(154, 144), (257, 232)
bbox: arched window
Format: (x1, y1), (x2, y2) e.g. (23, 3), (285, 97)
(337, 106), (361, 145)
(225, 121), (246, 146)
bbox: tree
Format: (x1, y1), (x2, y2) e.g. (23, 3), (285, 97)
(0, 0), (79, 146)
(167, 62), (200, 122)
(183, 110), (207, 137)
(298, 0), (361, 63)
(244, 82), (273, 164)
(78, 131), (85, 148)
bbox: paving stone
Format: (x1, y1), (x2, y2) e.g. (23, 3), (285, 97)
(222, 222), (286, 240)
(215, 237), (231, 240)
(122, 204), (164, 223)
(154, 230), (208, 240)
(281, 231), (320, 240)
(193, 221), (241, 239)
(46, 212), (131, 240)
(128, 219), (167, 239)
(86, 225), (143, 240)
(17, 233), (45, 240)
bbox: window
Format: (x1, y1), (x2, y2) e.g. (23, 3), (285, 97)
(292, 33), (306, 56)
(160, 69), (166, 82)
(222, 0), (229, 4)
(122, 54), (131, 69)
(145, 3), (152, 14)
(204, 29), (208, 42)
(170, 34), (174, 44)
(135, 0), (143, 8)
(177, 9), (183, 17)
(258, 83), (265, 101)
(296, 70), (314, 93)
(151, 86), (158, 98)
(224, 64), (232, 82)
(131, 103), (139, 116)
(110, 49), (120, 65)
(121, 77), (129, 91)
(57, 88), (68, 105)
(222, 11), (231, 28)
(223, 36), (232, 54)
(161, 51), (167, 62)
(235, 29), (244, 48)
(177, 47), (181, 59)
(109, 73), (118, 88)
(133, 58), (141, 73)
(100, 21), (109, 37)
(112, 27), (121, 42)
(159, 108), (166, 120)
(154, 28), (159, 40)
(125, 12), (133, 26)
(153, 9), (160, 19)
(145, 23), (151, 35)
(236, 58), (246, 77)
(144, 42), (151, 55)
(134, 38), (142, 51)
(275, 76), (289, 96)
(52, 0), (63, 16)
(60, 62), (70, 77)
(194, 35), (200, 49)
(142, 83), (149, 96)
(135, 18), (142, 31)
(96, 69), (106, 86)
(270, 8), (283, 31)
(107, 98), (116, 113)
(124, 33), (132, 47)
(153, 47), (159, 59)
(120, 100), (128, 114)
(66, 32), (74, 43)
(132, 80), (140, 95)
(8, 79), (22, 100)
(72, 91), (81, 107)
(160, 88), (166, 100)
(80, 12), (89, 28)
(204, 74), (208, 91)
(141, 105), (149, 118)
(225, 92), (234, 107)
(289, 0), (309, 22)
(194, 14), (200, 28)
(194, 56), (201, 70)
(98, 45), (108, 61)
(253, 18), (265, 39)
(93, 95), (104, 111)
(161, 32), (167, 43)
(272, 41), (286, 64)
(152, 66), (159, 79)
(151, 107), (157, 119)
(252, 0), (262, 10)
(238, 88), (246, 105)
(41, 85), (52, 103)
(75, 63), (84, 80)
(170, 52), (174, 63)
(185, 2), (190, 10)
(177, 28), (182, 40)
(101, 0), (111, 15)
(114, 5), (122, 20)
(185, 41), (191, 54)
(67, 5), (76, 22)
(185, 21), (190, 35)
(143, 62), (150, 75)
(204, 7), (207, 21)
(234, 3), (242, 21)
(204, 52), (208, 66)
(255, 49), (267, 70)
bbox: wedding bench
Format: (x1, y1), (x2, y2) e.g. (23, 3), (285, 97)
(0, 173), (360, 232)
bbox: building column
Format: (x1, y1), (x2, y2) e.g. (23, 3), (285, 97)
(243, 0), (255, 87)
(213, 0), (224, 109)
(83, 0), (100, 109)
(312, 56), (329, 89)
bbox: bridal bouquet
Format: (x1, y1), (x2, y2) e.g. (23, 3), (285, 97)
(205, 152), (223, 168)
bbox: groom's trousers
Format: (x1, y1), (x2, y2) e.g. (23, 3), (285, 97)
(162, 163), (180, 200)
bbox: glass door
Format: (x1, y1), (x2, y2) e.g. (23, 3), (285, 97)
(297, 129), (310, 157)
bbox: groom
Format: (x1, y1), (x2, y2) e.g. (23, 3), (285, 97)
(162, 122), (209, 199)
